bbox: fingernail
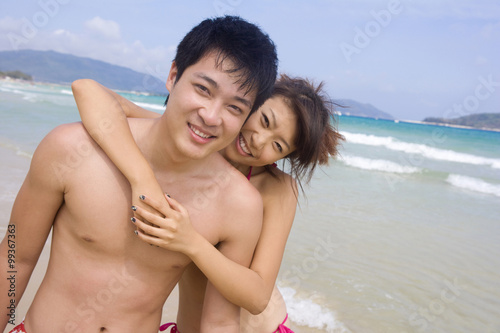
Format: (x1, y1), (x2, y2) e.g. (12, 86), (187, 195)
(131, 205), (137, 211)
(139, 195), (145, 200)
(131, 217), (136, 223)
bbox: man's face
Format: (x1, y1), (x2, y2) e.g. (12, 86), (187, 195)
(163, 52), (256, 161)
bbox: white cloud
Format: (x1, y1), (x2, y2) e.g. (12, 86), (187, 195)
(0, 16), (175, 80)
(84, 16), (121, 41)
(0, 16), (21, 31)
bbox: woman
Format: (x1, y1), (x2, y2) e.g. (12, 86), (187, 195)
(75, 74), (343, 332)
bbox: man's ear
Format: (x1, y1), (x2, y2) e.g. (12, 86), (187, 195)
(165, 61), (178, 92)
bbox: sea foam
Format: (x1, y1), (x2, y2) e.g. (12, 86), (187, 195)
(60, 89), (73, 95)
(279, 286), (351, 333)
(446, 174), (500, 197)
(341, 131), (500, 169)
(134, 101), (165, 112)
(341, 155), (421, 174)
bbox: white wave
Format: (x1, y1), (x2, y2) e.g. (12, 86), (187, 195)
(16, 150), (33, 159)
(60, 89), (73, 95)
(341, 131), (500, 169)
(0, 87), (25, 95)
(134, 101), (164, 112)
(341, 155), (421, 174)
(279, 286), (351, 333)
(19, 90), (75, 106)
(446, 174), (500, 197)
(0, 142), (33, 159)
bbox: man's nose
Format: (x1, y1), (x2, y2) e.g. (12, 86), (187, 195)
(199, 102), (223, 127)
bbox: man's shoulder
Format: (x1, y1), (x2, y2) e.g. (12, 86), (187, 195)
(257, 169), (297, 202)
(47, 121), (87, 140)
(213, 165), (263, 242)
(227, 177), (262, 211)
(223, 167), (261, 206)
(32, 122), (86, 156)
(24, 122), (91, 191)
(209, 159), (262, 218)
(37, 122), (88, 150)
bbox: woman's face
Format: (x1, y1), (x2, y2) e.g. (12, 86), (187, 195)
(223, 96), (298, 167)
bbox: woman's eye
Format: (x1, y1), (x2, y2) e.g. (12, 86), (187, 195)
(263, 114), (270, 127)
(275, 142), (283, 153)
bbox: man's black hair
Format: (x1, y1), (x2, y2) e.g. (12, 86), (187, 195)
(168, 16), (278, 114)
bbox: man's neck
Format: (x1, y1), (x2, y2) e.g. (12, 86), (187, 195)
(130, 118), (209, 175)
(218, 148), (251, 177)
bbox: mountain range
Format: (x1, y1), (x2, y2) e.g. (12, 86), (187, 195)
(0, 49), (166, 94)
(423, 113), (500, 131)
(336, 99), (394, 120)
(0, 49), (395, 119)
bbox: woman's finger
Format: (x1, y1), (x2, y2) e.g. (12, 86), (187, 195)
(139, 194), (174, 217)
(134, 228), (162, 247)
(131, 215), (165, 238)
(164, 194), (188, 215)
(133, 205), (170, 228)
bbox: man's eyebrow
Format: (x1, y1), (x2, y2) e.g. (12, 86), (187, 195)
(270, 107), (291, 151)
(235, 96), (253, 109)
(195, 72), (252, 109)
(195, 73), (218, 89)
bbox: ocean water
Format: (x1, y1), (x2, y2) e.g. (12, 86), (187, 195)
(1, 80), (499, 332)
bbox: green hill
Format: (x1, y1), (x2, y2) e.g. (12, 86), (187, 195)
(423, 113), (500, 131)
(0, 49), (166, 94)
(0, 70), (32, 81)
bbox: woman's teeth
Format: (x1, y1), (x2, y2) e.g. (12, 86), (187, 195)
(239, 134), (251, 155)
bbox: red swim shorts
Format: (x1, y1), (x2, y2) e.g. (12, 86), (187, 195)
(9, 321), (27, 333)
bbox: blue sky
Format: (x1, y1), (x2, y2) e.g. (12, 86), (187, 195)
(1, 0), (499, 120)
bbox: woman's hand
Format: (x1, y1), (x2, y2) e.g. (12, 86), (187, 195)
(131, 194), (201, 255)
(130, 183), (166, 220)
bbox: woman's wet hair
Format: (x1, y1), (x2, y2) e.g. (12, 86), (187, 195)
(271, 74), (345, 189)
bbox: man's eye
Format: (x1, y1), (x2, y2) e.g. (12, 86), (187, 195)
(229, 105), (242, 114)
(196, 84), (209, 94)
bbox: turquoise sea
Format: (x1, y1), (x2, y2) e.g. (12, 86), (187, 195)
(1, 80), (499, 332)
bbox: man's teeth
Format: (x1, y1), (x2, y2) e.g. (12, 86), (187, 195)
(239, 135), (251, 155)
(190, 125), (211, 139)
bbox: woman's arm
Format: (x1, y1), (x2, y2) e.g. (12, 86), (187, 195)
(72, 79), (166, 210)
(134, 175), (298, 314)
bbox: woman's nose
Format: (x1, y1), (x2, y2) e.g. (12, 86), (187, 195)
(251, 130), (269, 150)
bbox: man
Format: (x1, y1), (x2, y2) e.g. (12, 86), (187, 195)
(0, 16), (278, 332)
